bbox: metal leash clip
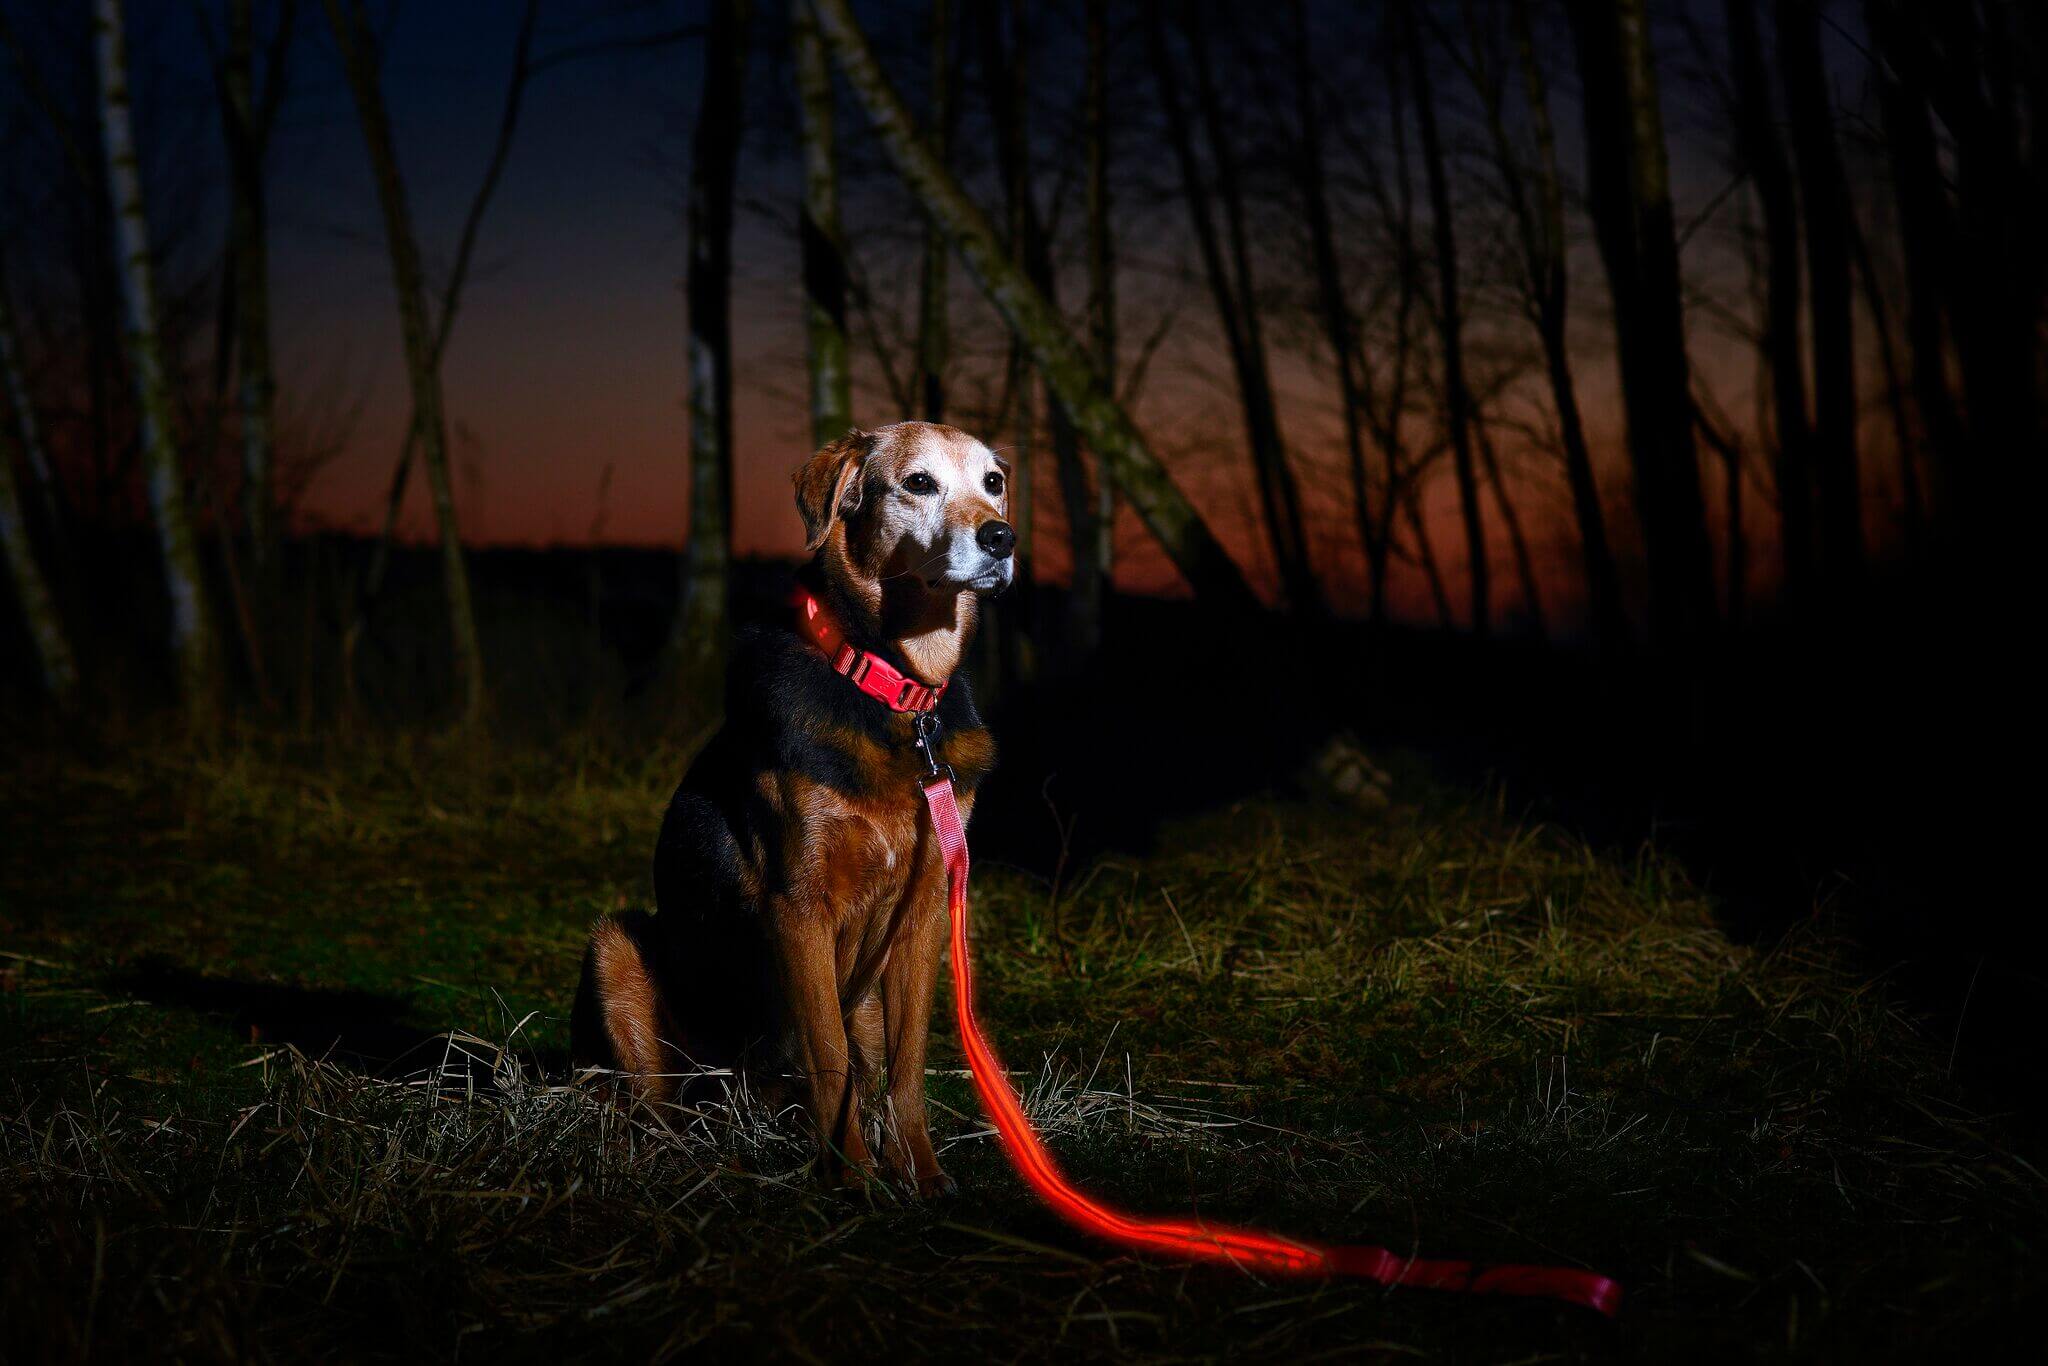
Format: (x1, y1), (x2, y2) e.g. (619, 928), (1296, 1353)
(912, 711), (954, 786)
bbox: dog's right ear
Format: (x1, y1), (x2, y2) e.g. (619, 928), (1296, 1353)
(794, 428), (873, 552)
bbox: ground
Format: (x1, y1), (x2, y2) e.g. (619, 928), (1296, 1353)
(1, 732), (2039, 1362)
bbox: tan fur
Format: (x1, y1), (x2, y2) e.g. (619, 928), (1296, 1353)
(589, 917), (675, 1101)
(794, 421), (1011, 686)
(582, 422), (1005, 1196)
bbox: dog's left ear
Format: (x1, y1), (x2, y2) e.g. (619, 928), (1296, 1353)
(794, 428), (873, 552)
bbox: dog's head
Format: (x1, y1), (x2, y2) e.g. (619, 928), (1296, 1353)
(794, 422), (1017, 597)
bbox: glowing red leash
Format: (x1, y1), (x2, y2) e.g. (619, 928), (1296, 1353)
(919, 772), (1622, 1316)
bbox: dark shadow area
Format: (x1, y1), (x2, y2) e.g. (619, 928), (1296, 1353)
(969, 578), (2034, 1137)
(109, 955), (571, 1081)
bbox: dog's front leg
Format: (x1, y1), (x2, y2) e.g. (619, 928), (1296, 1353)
(880, 864), (954, 1198)
(771, 896), (875, 1185)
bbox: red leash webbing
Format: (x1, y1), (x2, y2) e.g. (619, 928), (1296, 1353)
(920, 774), (1622, 1316)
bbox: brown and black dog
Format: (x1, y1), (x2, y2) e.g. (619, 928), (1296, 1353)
(572, 421), (1013, 1195)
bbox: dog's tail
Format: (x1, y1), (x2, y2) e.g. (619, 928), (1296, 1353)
(571, 910), (679, 1101)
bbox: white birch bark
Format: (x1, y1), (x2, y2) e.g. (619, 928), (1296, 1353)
(95, 0), (222, 723)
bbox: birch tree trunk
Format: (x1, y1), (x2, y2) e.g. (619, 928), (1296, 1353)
(95, 0), (223, 725)
(673, 0), (752, 713)
(326, 0), (486, 727)
(1724, 0), (1814, 611)
(1405, 3), (1488, 636)
(0, 426), (76, 705)
(1564, 0), (1718, 658)
(792, 0), (850, 446)
(808, 0), (1257, 613)
(1777, 0), (1864, 594)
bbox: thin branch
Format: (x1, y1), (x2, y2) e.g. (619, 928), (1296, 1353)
(526, 22), (704, 79)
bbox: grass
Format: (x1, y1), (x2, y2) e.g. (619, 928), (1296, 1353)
(1, 730), (2040, 1361)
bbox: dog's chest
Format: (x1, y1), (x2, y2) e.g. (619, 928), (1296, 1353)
(816, 797), (927, 926)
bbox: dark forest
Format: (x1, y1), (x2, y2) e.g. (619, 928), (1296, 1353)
(2, 1), (2042, 1359)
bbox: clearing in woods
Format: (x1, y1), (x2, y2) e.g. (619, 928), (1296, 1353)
(1, 734), (2039, 1359)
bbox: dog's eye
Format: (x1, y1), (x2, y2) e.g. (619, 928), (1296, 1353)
(983, 471), (1005, 497)
(903, 472), (938, 495)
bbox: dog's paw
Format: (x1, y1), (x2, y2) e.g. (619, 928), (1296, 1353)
(914, 1170), (959, 1201)
(818, 1154), (883, 1194)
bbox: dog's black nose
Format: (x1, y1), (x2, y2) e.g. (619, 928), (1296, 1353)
(976, 520), (1016, 559)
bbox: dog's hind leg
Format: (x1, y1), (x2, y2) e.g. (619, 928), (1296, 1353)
(572, 911), (678, 1103)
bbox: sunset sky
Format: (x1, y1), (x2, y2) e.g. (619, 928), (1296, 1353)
(20, 1), (1901, 626)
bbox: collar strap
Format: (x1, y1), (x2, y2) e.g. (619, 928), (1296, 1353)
(795, 589), (948, 714)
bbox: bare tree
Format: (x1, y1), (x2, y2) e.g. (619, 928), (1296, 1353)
(1146, 1), (1321, 615)
(1085, 0), (1116, 609)
(326, 0), (492, 727)
(1324, 28), (1432, 626)
(1564, 0), (1718, 657)
(671, 0), (753, 712)
(1693, 393), (1748, 624)
(96, 0), (224, 725)
(1849, 217), (1923, 554)
(211, 0), (296, 573)
(0, 410), (76, 706)
(1863, 1), (2046, 545)
(1474, 414), (1546, 634)
(341, 0), (551, 711)
(0, 263), (66, 553)
(982, 0), (1040, 597)
(1290, 0), (1387, 620)
(985, 1), (1102, 660)
(1451, 0), (1627, 645)
(1404, 0), (1487, 635)
(1777, 0), (1864, 593)
(195, 224), (279, 712)
(1863, 0), (1965, 507)
(808, 0), (1259, 613)
(912, 0), (951, 423)
(793, 0), (850, 447)
(1722, 0), (1813, 610)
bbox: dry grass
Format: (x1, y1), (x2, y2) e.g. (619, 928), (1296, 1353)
(1, 732), (2041, 1361)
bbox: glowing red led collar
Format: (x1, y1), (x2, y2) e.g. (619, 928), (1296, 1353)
(795, 588), (947, 714)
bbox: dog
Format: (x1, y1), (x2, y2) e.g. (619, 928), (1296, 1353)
(572, 421), (1013, 1196)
